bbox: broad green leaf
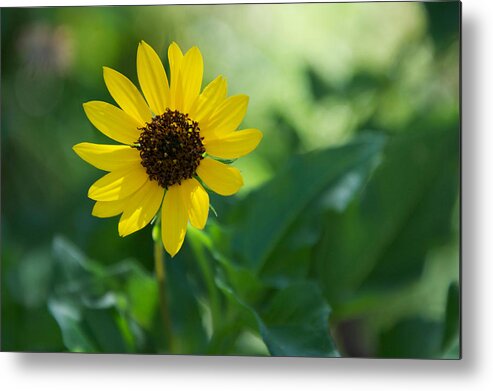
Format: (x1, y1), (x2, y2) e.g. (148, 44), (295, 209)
(231, 134), (386, 271)
(361, 143), (459, 289)
(314, 126), (459, 303)
(52, 235), (99, 282)
(125, 267), (158, 330)
(442, 282), (460, 355)
(259, 152), (383, 287)
(218, 280), (339, 357)
(217, 255), (266, 305)
(2, 231), (64, 352)
(166, 247), (209, 354)
(49, 293), (139, 353)
(189, 225), (266, 305)
(48, 236), (157, 353)
(48, 298), (97, 353)
(83, 294), (135, 353)
(260, 283), (339, 357)
(377, 317), (443, 359)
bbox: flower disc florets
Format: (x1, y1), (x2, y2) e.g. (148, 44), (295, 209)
(136, 109), (205, 189)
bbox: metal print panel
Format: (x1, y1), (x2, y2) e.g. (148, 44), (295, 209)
(0, 1), (461, 358)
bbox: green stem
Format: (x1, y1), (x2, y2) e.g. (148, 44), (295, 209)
(153, 223), (174, 353)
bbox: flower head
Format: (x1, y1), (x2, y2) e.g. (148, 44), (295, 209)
(74, 41), (262, 256)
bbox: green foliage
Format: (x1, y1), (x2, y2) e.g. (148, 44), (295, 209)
(218, 281), (339, 357)
(315, 125), (459, 304)
(378, 317), (444, 359)
(166, 258), (208, 354)
(231, 134), (386, 273)
(48, 237), (158, 353)
(377, 282), (460, 359)
(424, 2), (461, 53)
(442, 282), (460, 356)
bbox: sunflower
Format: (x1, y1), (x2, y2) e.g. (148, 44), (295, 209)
(73, 41), (262, 257)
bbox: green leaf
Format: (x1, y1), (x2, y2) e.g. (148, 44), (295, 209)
(124, 265), (158, 330)
(259, 154), (382, 287)
(442, 282), (460, 355)
(48, 237), (157, 353)
(231, 133), (386, 272)
(260, 283), (339, 357)
(7, 247), (54, 308)
(49, 293), (139, 353)
(52, 236), (98, 284)
(48, 297), (97, 352)
(166, 252), (209, 354)
(424, 2), (460, 53)
(361, 136), (459, 289)
(377, 317), (443, 359)
(218, 280), (339, 357)
(314, 126), (459, 303)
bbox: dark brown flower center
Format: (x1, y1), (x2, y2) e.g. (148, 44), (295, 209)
(136, 109), (205, 189)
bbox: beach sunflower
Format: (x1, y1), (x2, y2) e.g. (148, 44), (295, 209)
(73, 41), (262, 257)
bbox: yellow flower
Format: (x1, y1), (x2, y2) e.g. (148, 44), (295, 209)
(73, 41), (262, 257)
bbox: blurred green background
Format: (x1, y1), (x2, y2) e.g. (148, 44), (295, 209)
(1, 2), (460, 358)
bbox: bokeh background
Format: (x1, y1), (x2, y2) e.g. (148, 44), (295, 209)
(1, 2), (460, 358)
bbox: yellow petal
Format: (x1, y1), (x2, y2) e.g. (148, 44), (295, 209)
(189, 75), (227, 124)
(180, 46), (203, 113)
(161, 184), (189, 257)
(73, 143), (141, 171)
(88, 165), (148, 201)
(118, 180), (164, 237)
(168, 42), (184, 111)
(92, 199), (125, 218)
(137, 41), (169, 116)
(103, 66), (152, 124)
(196, 157), (243, 196)
(83, 101), (142, 145)
(181, 178), (209, 230)
(204, 129), (263, 159)
(201, 95), (249, 139)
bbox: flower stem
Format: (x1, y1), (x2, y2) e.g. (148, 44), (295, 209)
(153, 224), (174, 353)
